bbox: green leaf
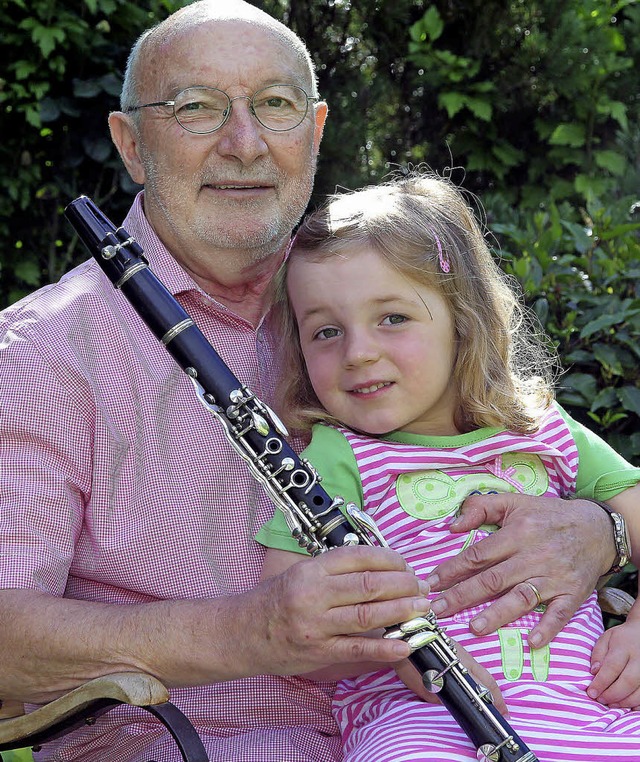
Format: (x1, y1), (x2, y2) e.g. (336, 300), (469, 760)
(421, 6), (444, 42)
(14, 60), (37, 80)
(559, 373), (598, 405)
(39, 98), (61, 122)
(618, 386), (640, 416)
(600, 99), (629, 130)
(592, 343), (624, 376)
(598, 222), (640, 242)
(14, 260), (41, 286)
(99, 73), (122, 97)
(593, 150), (626, 176)
(532, 297), (549, 325)
(579, 312), (626, 339)
(492, 142), (525, 168)
(24, 105), (41, 129)
(591, 387), (618, 412)
(574, 174), (610, 199)
(465, 96), (492, 122)
(559, 220), (593, 255)
(31, 25), (66, 58)
(73, 79), (102, 98)
(548, 123), (586, 148)
(82, 136), (113, 163)
(438, 92), (465, 119)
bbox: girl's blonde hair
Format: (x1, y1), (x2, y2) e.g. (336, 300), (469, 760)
(276, 171), (557, 435)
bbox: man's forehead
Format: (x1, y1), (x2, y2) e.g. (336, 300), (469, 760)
(141, 18), (313, 93)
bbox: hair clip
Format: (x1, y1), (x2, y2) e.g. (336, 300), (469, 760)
(428, 227), (450, 273)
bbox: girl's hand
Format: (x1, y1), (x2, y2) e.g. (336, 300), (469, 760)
(588, 621), (640, 709)
(395, 640), (508, 716)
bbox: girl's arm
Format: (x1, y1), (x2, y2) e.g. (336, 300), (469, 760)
(586, 483), (640, 707)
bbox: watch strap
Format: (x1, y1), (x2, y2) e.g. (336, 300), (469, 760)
(582, 498), (631, 574)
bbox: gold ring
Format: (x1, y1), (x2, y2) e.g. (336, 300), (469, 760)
(524, 580), (543, 609)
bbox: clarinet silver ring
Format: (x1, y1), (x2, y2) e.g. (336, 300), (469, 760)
(524, 580), (543, 609)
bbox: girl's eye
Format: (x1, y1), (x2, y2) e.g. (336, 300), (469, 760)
(381, 314), (407, 326)
(313, 326), (341, 340)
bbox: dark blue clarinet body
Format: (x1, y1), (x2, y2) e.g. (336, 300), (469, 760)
(65, 195), (538, 762)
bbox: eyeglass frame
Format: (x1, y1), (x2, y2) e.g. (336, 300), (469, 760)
(124, 83), (320, 134)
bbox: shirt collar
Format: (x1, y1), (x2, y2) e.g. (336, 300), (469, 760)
(121, 191), (279, 330)
(121, 191), (201, 298)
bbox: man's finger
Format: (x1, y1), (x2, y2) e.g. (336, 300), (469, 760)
(525, 597), (577, 648)
(430, 559), (515, 617)
(329, 633), (412, 665)
(447, 493), (512, 532)
(427, 527), (521, 593)
(315, 544), (415, 575)
(329, 596), (431, 635)
(461, 580), (547, 637)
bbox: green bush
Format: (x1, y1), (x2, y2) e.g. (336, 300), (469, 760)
(2, 0), (638, 467)
(488, 194), (640, 464)
(404, 1), (640, 466)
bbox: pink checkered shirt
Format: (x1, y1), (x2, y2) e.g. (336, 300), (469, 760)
(0, 193), (340, 761)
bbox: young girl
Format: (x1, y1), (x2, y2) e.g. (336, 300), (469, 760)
(256, 172), (640, 761)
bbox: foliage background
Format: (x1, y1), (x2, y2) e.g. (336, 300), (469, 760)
(1, 1), (638, 455)
(0, 4), (638, 751)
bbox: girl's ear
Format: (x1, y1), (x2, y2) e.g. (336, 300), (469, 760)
(109, 112), (146, 185)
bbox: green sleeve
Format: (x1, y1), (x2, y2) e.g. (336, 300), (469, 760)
(556, 405), (640, 499)
(254, 424), (364, 554)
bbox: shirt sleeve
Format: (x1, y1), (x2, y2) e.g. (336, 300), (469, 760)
(556, 405), (640, 499)
(254, 424), (363, 554)
(0, 327), (92, 595)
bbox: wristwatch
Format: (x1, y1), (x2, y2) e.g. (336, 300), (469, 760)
(587, 499), (632, 574)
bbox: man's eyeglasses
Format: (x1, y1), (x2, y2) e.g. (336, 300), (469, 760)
(125, 84), (319, 134)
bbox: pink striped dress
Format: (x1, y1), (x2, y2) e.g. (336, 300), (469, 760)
(307, 406), (640, 761)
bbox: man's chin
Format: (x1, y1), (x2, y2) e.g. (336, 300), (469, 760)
(196, 222), (288, 256)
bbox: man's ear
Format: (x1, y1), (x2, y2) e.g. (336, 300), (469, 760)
(109, 112), (146, 185)
(312, 101), (328, 154)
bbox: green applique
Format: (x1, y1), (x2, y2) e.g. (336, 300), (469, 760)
(461, 525), (500, 550)
(395, 453), (549, 521)
(498, 628), (524, 681)
(497, 628), (551, 682)
(530, 637), (551, 682)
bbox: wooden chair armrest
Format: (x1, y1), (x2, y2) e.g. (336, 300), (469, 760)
(598, 586), (635, 617)
(0, 673), (169, 748)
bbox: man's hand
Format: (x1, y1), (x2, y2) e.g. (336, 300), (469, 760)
(425, 494), (613, 648)
(255, 546), (431, 676)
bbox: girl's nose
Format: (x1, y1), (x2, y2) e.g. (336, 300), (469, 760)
(344, 332), (381, 368)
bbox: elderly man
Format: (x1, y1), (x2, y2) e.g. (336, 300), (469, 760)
(0, 2), (624, 760)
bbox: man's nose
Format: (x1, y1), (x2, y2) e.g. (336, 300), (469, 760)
(214, 97), (269, 165)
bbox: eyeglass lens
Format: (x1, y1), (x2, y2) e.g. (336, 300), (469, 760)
(173, 85), (310, 133)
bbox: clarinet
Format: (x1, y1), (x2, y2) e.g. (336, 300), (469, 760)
(65, 195), (538, 762)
